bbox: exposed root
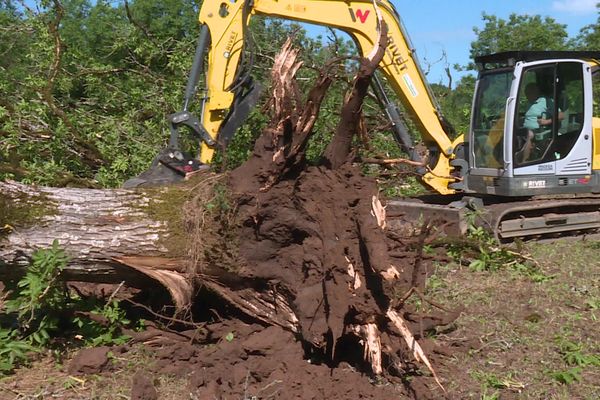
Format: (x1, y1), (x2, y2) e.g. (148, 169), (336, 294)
(182, 173), (238, 277)
(351, 323), (383, 375)
(114, 256), (192, 311)
(387, 309), (446, 392)
(178, 35), (456, 399)
(371, 195), (386, 229)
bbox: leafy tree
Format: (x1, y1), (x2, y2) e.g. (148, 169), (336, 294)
(432, 12), (578, 137)
(1, 0), (343, 186)
(126, 0), (199, 40)
(0, 0), (202, 186)
(573, 5), (600, 116)
(3, 2), (596, 188)
(432, 75), (476, 136)
(574, 4), (600, 49)
(469, 13), (570, 64)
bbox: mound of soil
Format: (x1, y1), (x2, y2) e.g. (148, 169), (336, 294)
(69, 38), (457, 399)
(174, 43), (461, 390)
(65, 162), (458, 398)
(190, 162), (455, 398)
(153, 324), (404, 399)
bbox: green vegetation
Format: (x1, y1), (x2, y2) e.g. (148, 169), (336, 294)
(424, 240), (600, 399)
(0, 330), (35, 374)
(5, 240), (70, 347)
(3, 1), (599, 189)
(0, 241), (136, 374)
(549, 336), (600, 385)
(443, 212), (551, 283)
(472, 370), (525, 392)
(470, 13), (570, 61)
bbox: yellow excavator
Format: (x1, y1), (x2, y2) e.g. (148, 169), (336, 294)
(125, 0), (600, 241)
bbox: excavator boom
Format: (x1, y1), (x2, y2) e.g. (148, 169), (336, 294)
(199, 0), (460, 194)
(125, 1), (600, 241)
(123, 0), (463, 193)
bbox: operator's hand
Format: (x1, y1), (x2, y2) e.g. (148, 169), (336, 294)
(537, 117), (552, 126)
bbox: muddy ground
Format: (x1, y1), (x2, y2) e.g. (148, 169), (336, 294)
(2, 240), (598, 400)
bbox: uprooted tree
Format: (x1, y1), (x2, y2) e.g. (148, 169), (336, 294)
(0, 21), (457, 396)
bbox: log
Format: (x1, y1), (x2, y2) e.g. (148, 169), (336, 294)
(0, 178), (296, 322)
(0, 180), (193, 307)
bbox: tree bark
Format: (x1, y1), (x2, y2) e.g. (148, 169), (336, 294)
(0, 180), (193, 307)
(0, 179), (301, 328)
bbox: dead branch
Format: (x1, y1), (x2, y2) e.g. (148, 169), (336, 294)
(123, 0), (156, 42)
(322, 9), (389, 169)
(362, 157), (426, 167)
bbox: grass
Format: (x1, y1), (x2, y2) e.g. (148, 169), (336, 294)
(0, 344), (191, 400)
(426, 240), (600, 399)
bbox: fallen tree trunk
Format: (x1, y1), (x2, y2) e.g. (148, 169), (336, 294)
(0, 178), (300, 329)
(0, 181), (180, 268)
(0, 179), (194, 306)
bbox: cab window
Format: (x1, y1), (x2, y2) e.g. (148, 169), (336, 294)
(513, 62), (584, 166)
(471, 71), (512, 169)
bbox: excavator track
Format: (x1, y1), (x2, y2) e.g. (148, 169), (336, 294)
(485, 196), (600, 242)
(386, 195), (600, 243)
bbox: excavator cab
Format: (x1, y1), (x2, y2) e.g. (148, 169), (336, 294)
(466, 51), (600, 197)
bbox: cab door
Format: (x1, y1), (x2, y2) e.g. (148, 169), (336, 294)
(511, 61), (591, 176)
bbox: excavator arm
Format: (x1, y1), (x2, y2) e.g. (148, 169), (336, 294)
(129, 1), (600, 242)
(172, 0), (463, 194)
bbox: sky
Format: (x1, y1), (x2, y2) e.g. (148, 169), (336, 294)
(393, 0), (599, 85)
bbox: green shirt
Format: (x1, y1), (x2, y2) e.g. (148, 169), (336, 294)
(524, 97), (548, 130)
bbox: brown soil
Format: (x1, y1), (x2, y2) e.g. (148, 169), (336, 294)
(58, 162), (457, 400)
(68, 346), (111, 375)
(131, 371), (158, 400)
(192, 162), (456, 398)
(149, 323), (403, 399)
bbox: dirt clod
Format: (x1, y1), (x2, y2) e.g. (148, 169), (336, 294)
(131, 371), (158, 400)
(68, 346), (111, 375)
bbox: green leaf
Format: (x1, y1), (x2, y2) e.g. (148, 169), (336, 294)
(550, 367), (582, 385)
(469, 259), (486, 272)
